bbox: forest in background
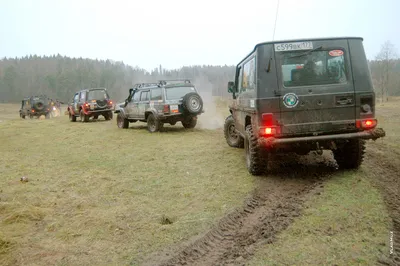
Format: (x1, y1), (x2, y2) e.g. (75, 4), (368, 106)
(0, 41), (398, 104)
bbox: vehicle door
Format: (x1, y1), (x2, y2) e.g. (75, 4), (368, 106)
(150, 87), (163, 113)
(274, 39), (355, 135)
(137, 90), (150, 120)
(78, 91), (86, 112)
(127, 90), (141, 119)
(72, 93), (80, 114)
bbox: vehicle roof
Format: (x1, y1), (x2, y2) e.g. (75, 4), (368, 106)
(77, 88), (107, 93)
(237, 36), (363, 66)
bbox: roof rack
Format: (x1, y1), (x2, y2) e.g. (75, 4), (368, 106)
(158, 79), (191, 85)
(132, 83), (160, 89)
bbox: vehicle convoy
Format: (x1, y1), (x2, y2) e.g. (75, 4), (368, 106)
(223, 37), (386, 175)
(115, 79), (204, 132)
(19, 95), (51, 119)
(67, 88), (114, 122)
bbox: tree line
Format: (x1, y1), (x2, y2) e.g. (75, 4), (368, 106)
(0, 41), (398, 104)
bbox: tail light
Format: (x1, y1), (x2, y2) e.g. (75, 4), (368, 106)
(163, 104), (169, 113)
(356, 119), (377, 129)
(84, 102), (89, 108)
(31, 109), (35, 113)
(259, 113), (280, 136)
(108, 100), (113, 106)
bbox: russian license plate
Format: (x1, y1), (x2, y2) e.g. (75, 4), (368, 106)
(170, 104), (179, 113)
(90, 104), (95, 110)
(274, 41), (313, 52)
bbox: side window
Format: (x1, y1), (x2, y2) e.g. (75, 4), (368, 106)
(79, 91), (86, 101)
(151, 88), (162, 101)
(237, 67), (243, 93)
(74, 93), (79, 102)
(132, 91), (141, 103)
(140, 91), (149, 102)
(242, 57), (256, 91)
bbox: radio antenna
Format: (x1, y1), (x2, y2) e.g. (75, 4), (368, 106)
(272, 0), (280, 40)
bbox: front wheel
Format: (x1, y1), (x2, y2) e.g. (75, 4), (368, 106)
(117, 113), (129, 129)
(224, 115), (244, 148)
(245, 125), (268, 176)
(147, 113), (163, 133)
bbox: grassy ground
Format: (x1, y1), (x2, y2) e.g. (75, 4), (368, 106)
(0, 100), (255, 266)
(248, 99), (398, 265)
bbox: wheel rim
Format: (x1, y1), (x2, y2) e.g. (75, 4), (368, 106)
(189, 96), (201, 112)
(148, 117), (156, 132)
(228, 124), (238, 142)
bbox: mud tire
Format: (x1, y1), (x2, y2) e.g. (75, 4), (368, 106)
(80, 110), (89, 123)
(182, 117), (197, 129)
(333, 139), (366, 169)
(147, 113), (163, 133)
(224, 115), (244, 148)
(244, 125), (268, 176)
(117, 113), (129, 129)
(69, 112), (77, 122)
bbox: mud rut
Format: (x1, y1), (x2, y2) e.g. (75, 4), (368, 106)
(142, 153), (337, 266)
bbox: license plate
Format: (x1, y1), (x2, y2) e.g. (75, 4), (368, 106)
(90, 104), (95, 110)
(170, 105), (179, 113)
(274, 41), (313, 52)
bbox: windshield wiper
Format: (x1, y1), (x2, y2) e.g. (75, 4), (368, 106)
(287, 46), (323, 59)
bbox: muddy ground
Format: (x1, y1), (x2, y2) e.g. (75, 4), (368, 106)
(141, 145), (399, 266)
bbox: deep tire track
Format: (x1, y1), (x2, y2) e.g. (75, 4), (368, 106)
(142, 153), (336, 266)
(366, 144), (400, 266)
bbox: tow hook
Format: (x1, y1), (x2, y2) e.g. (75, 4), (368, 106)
(316, 142), (323, 155)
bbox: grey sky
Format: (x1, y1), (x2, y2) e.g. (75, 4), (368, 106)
(0, 0), (398, 72)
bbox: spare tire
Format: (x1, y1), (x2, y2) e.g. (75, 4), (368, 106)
(182, 92), (203, 115)
(34, 101), (45, 110)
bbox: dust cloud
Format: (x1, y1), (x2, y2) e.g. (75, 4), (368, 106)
(194, 77), (226, 130)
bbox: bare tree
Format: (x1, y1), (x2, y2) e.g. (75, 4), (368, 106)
(375, 41), (398, 102)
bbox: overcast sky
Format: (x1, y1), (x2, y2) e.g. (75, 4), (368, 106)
(0, 0), (398, 71)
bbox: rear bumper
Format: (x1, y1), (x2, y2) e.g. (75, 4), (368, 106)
(83, 108), (113, 115)
(259, 128), (386, 148)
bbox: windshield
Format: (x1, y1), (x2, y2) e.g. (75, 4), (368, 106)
(88, 90), (109, 100)
(280, 49), (348, 87)
(165, 86), (196, 100)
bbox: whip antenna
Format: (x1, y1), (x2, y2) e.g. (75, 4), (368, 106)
(272, 0), (280, 40)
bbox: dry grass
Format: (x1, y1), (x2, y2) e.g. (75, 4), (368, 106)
(0, 100), (254, 266)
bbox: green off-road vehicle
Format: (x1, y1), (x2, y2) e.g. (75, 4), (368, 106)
(19, 95), (51, 119)
(224, 37), (386, 175)
(115, 80), (204, 132)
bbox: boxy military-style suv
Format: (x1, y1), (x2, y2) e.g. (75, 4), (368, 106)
(19, 95), (51, 119)
(67, 88), (114, 122)
(115, 80), (204, 132)
(224, 37), (386, 175)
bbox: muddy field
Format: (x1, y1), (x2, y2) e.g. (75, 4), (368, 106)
(0, 99), (398, 265)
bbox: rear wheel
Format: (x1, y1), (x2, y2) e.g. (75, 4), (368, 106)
(80, 110), (89, 122)
(69, 112), (76, 122)
(245, 125), (268, 176)
(147, 113), (163, 133)
(333, 139), (366, 169)
(182, 117), (197, 129)
(117, 113), (129, 129)
(104, 111), (112, 121)
(224, 115), (244, 148)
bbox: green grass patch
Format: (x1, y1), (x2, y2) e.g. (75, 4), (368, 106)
(248, 170), (391, 265)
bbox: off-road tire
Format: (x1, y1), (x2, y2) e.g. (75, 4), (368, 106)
(80, 110), (89, 123)
(117, 113), (129, 129)
(29, 114), (34, 119)
(104, 111), (112, 121)
(224, 115), (244, 148)
(147, 113), (163, 133)
(244, 125), (268, 176)
(333, 139), (366, 169)
(45, 113), (50, 119)
(21, 114), (26, 119)
(182, 92), (203, 115)
(182, 117), (197, 129)
(93, 115), (99, 120)
(69, 112), (77, 122)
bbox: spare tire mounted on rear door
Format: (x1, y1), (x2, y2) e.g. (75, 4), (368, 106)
(182, 92), (203, 115)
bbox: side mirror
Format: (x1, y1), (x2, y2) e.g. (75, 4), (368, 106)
(227, 81), (235, 93)
(129, 88), (133, 95)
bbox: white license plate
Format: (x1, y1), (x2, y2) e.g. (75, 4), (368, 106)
(170, 105), (178, 112)
(274, 41), (313, 52)
(90, 104), (95, 110)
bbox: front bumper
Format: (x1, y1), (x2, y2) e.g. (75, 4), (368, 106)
(259, 128), (386, 148)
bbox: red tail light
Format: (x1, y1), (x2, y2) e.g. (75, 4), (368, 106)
(84, 102), (89, 108)
(260, 113), (280, 136)
(108, 100), (113, 105)
(163, 104), (169, 113)
(356, 119), (377, 129)
(262, 113), (274, 126)
(31, 109), (35, 113)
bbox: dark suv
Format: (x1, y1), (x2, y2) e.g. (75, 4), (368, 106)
(224, 37), (386, 175)
(19, 95), (51, 119)
(67, 88), (114, 122)
(115, 80), (204, 132)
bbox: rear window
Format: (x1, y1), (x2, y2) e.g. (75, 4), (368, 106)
(88, 90), (109, 100)
(165, 86), (195, 100)
(280, 49), (348, 87)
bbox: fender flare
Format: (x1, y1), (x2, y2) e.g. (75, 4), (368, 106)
(145, 109), (159, 120)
